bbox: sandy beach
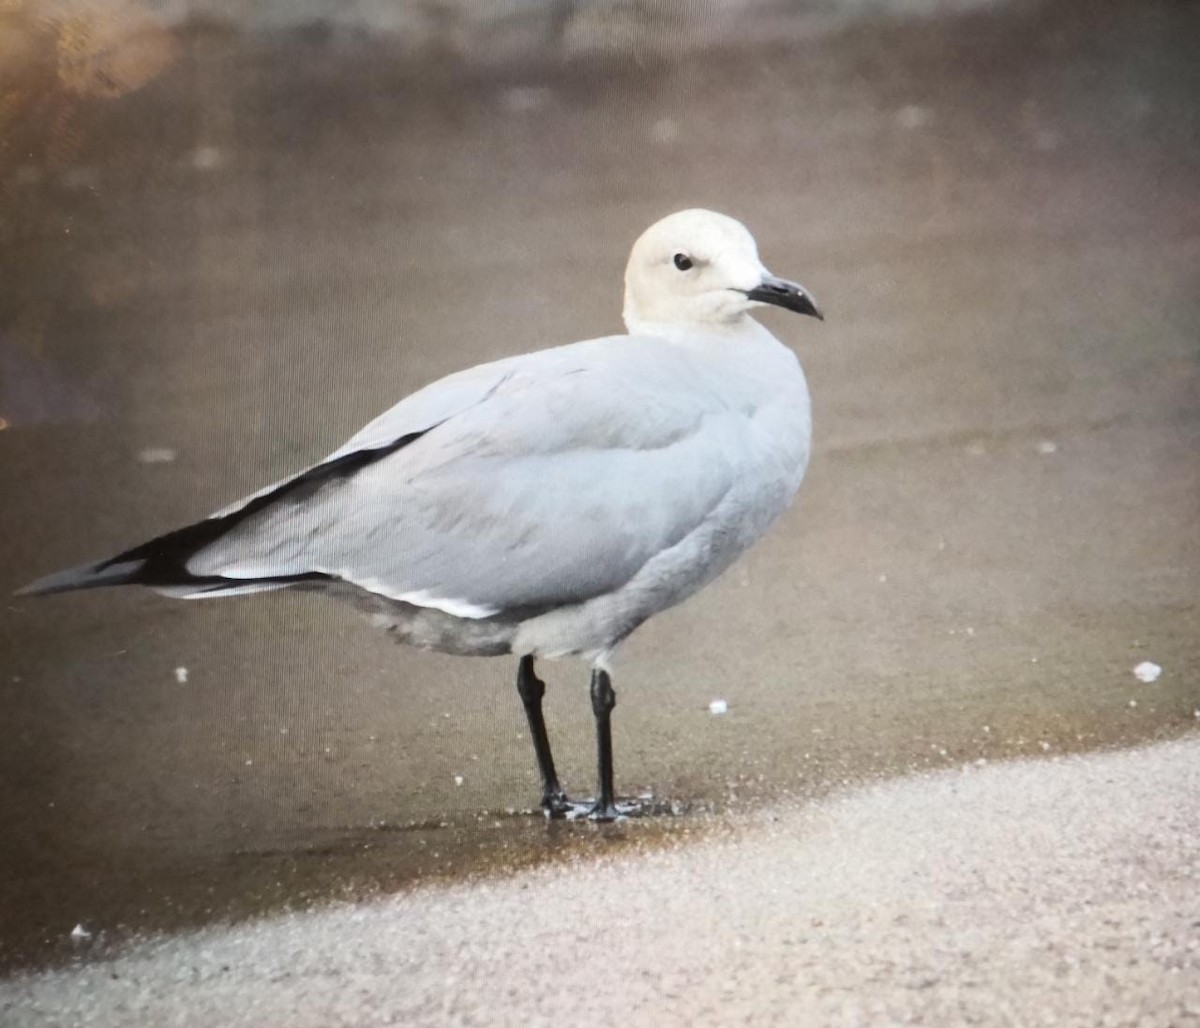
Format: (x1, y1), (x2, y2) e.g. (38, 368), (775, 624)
(4, 736), (1198, 1026)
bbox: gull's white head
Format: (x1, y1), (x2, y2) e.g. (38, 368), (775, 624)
(622, 209), (822, 335)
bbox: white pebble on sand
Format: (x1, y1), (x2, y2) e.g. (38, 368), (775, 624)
(1133, 661), (1162, 683)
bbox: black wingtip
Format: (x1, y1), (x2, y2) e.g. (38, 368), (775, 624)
(17, 430), (428, 601)
(14, 560), (145, 598)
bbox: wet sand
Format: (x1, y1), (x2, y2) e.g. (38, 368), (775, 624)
(1, 0), (1198, 978)
(3, 737), (1198, 1026)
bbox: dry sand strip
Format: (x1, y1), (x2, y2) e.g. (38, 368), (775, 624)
(4, 738), (1199, 1028)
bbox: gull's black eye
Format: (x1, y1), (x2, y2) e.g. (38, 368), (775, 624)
(673, 253), (693, 272)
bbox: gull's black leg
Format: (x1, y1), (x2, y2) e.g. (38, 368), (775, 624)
(588, 667), (622, 821)
(516, 655), (571, 817)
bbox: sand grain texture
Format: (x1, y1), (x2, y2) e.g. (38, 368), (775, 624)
(4, 737), (1198, 1027)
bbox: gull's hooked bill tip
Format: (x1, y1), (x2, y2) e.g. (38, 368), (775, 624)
(742, 276), (824, 321)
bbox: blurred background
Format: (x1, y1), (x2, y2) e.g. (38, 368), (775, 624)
(1, 0), (1197, 970)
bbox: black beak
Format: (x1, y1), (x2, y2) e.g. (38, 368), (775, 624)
(742, 276), (824, 321)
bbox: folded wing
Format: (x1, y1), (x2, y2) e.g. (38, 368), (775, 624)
(187, 338), (745, 615)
